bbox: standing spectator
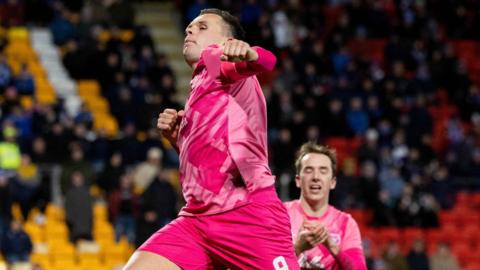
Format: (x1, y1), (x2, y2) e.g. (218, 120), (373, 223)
(135, 172), (176, 248)
(132, 147), (162, 194)
(0, 173), (12, 242)
(65, 171), (93, 243)
(0, 56), (12, 92)
(98, 152), (124, 193)
(1, 220), (32, 264)
(0, 124), (21, 171)
(108, 172), (139, 244)
(11, 154), (41, 220)
(60, 145), (94, 194)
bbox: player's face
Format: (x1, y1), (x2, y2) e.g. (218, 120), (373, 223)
(296, 153), (336, 203)
(183, 13), (229, 66)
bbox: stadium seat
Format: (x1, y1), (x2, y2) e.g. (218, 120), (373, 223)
(451, 242), (476, 268)
(23, 221), (44, 243)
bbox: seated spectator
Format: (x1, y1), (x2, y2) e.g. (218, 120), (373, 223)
(65, 171), (93, 243)
(429, 242), (459, 270)
(382, 241), (409, 270)
(407, 238), (430, 270)
(1, 220), (32, 264)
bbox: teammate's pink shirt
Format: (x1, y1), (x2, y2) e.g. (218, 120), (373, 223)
(177, 44), (276, 216)
(284, 200), (367, 270)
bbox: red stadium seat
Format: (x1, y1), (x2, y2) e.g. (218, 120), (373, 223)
(451, 242), (476, 268)
(401, 228), (425, 253)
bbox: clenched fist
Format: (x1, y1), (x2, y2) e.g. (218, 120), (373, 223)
(220, 38), (258, 62)
(157, 109), (185, 149)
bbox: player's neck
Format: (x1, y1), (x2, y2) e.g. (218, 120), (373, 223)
(300, 197), (329, 217)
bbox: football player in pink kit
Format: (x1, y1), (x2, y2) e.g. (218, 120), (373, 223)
(284, 143), (367, 270)
(123, 8), (300, 270)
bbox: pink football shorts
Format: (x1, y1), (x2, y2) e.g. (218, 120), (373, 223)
(139, 186), (300, 270)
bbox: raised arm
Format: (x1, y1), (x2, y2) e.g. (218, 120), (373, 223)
(202, 41), (276, 83)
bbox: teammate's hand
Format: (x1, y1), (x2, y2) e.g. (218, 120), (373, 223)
(157, 109), (185, 146)
(220, 39), (258, 62)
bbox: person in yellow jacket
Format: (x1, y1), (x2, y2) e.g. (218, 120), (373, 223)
(0, 124), (21, 171)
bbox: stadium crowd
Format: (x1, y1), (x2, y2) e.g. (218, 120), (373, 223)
(0, 0), (479, 269)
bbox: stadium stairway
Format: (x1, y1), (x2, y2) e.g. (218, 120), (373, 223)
(134, 1), (191, 102)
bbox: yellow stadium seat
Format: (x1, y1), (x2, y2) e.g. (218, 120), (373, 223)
(45, 204), (64, 221)
(85, 98), (109, 113)
(49, 241), (75, 264)
(93, 203), (108, 221)
(36, 94), (57, 105)
(8, 27), (29, 41)
(102, 244), (127, 266)
(94, 221), (115, 243)
(11, 203), (24, 221)
(98, 31), (111, 43)
(20, 96), (34, 110)
(77, 80), (101, 95)
(120, 30), (134, 42)
(45, 222), (69, 240)
(23, 221), (44, 243)
(51, 260), (82, 270)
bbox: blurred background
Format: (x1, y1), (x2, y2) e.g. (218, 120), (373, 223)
(0, 0), (479, 269)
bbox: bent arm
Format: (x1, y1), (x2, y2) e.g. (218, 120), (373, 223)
(221, 46), (276, 82)
(335, 248), (367, 270)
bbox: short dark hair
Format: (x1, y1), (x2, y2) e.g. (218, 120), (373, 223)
(200, 8), (245, 40)
(295, 143), (337, 176)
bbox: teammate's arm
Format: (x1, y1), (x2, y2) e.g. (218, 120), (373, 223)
(157, 109), (184, 153)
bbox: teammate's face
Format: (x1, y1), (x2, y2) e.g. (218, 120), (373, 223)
(183, 13), (229, 66)
(295, 153), (336, 203)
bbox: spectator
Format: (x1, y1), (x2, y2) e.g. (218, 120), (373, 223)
(0, 56), (12, 92)
(0, 124), (21, 171)
(0, 173), (12, 241)
(14, 64), (35, 95)
(98, 152), (124, 193)
(429, 242), (459, 270)
(11, 154), (41, 219)
(382, 241), (409, 270)
(132, 147), (162, 194)
(108, 172), (139, 244)
(1, 220), (32, 264)
(136, 171), (177, 247)
(60, 145), (95, 194)
(346, 96), (369, 135)
(0, 0), (24, 27)
(65, 171), (93, 243)
(407, 238), (430, 270)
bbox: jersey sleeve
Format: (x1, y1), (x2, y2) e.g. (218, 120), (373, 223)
(336, 215), (367, 270)
(220, 46), (277, 83)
